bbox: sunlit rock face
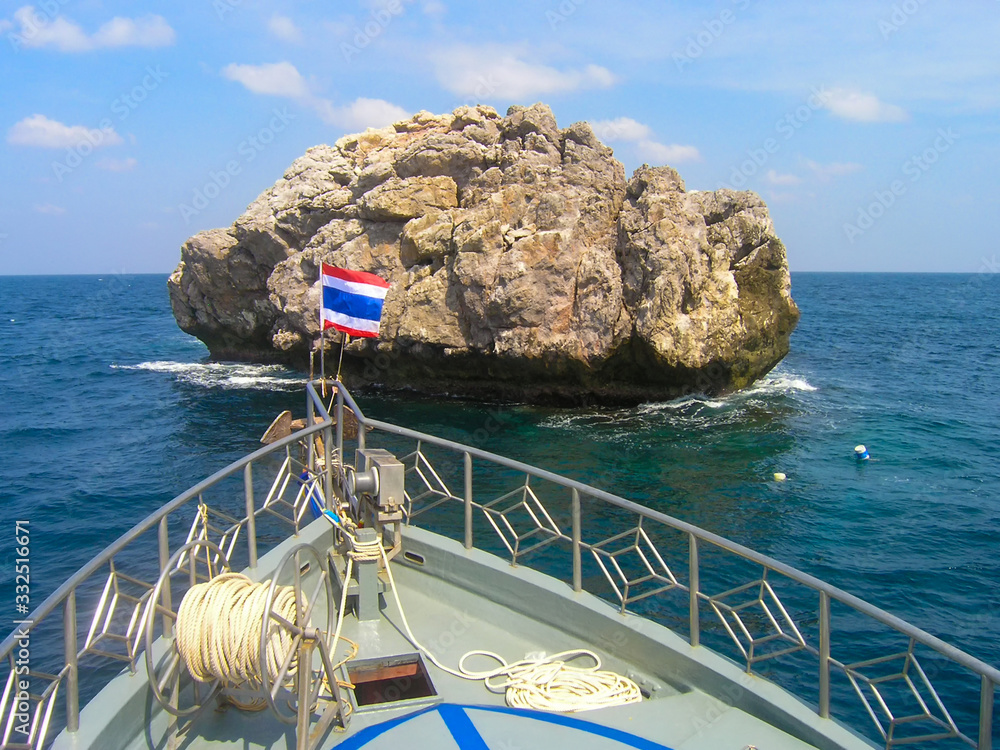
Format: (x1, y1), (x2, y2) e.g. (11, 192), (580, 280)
(169, 103), (799, 405)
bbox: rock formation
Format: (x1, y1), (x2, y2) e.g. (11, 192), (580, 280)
(168, 103), (799, 405)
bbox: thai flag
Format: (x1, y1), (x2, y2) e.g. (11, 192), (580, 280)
(320, 263), (390, 338)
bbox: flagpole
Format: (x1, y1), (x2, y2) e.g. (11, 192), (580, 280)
(319, 267), (326, 399)
(336, 332), (349, 382)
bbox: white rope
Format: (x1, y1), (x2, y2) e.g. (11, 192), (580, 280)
(327, 531), (381, 675)
(457, 649), (642, 712)
(175, 573), (303, 689)
(326, 522), (642, 713)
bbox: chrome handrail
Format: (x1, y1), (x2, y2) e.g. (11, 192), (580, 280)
(0, 380), (995, 750)
(331, 381), (998, 750)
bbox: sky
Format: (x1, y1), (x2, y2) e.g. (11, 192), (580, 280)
(1, 0), (998, 275)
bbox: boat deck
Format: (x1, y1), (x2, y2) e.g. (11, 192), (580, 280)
(54, 520), (871, 750)
(32, 382), (997, 750)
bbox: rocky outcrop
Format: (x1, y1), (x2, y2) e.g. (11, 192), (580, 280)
(169, 103), (799, 405)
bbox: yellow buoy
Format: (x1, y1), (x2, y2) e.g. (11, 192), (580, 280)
(773, 472), (787, 482)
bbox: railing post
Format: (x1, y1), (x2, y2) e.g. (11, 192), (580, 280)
(157, 517), (172, 639)
(572, 489), (582, 593)
(689, 533), (700, 647)
(335, 388), (344, 461)
(324, 423), (333, 510)
(464, 452), (473, 550)
(819, 591), (831, 719)
(64, 592), (79, 732)
(980, 675), (994, 750)
(244, 463), (258, 569)
(307, 394), (316, 473)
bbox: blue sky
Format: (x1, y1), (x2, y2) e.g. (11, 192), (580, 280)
(1, 0), (998, 275)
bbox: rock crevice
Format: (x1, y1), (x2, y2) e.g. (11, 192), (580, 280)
(169, 103), (799, 404)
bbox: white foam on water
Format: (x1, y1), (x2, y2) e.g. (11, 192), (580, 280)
(637, 396), (729, 415)
(747, 374), (818, 395)
(111, 361), (307, 390)
(539, 412), (618, 430)
(542, 371), (817, 432)
(539, 413), (583, 429)
(642, 372), (817, 410)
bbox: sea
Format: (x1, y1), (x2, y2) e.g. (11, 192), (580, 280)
(1, 272), (999, 744)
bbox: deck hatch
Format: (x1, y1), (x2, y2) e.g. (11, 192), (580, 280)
(347, 653), (437, 707)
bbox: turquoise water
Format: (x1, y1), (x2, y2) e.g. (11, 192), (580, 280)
(1, 272), (998, 743)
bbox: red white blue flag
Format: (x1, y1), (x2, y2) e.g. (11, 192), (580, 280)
(320, 263), (390, 338)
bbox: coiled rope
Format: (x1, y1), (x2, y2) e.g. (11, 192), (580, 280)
(456, 649), (642, 712)
(329, 521), (642, 713)
(175, 573), (303, 689)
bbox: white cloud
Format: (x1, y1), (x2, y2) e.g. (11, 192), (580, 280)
(11, 7), (89, 51)
(636, 140), (700, 164)
(97, 157), (137, 172)
(820, 88), (908, 123)
(434, 45), (616, 99)
(765, 169), (801, 186)
(590, 117), (651, 142)
(589, 115), (699, 164)
(34, 203), (65, 215)
(222, 62), (310, 98)
(268, 15), (302, 43)
(223, 60), (408, 132)
(91, 15), (175, 48)
(315, 97), (409, 131)
(7, 114), (123, 149)
(803, 159), (863, 181)
(8, 7), (174, 52)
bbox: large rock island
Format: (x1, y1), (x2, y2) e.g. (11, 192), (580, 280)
(169, 103), (799, 405)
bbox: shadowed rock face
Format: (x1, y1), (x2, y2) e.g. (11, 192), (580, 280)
(169, 103), (799, 405)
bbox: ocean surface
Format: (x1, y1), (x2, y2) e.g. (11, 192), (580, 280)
(2, 272), (999, 743)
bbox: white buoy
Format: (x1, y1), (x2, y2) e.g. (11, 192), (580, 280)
(855, 445), (870, 461)
(773, 472), (786, 482)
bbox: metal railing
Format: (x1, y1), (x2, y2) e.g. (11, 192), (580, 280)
(0, 381), (996, 750)
(328, 383), (999, 750)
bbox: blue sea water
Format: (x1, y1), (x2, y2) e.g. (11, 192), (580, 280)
(1, 272), (998, 743)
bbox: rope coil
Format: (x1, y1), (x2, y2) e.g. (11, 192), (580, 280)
(175, 573), (304, 689)
(458, 649), (643, 712)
